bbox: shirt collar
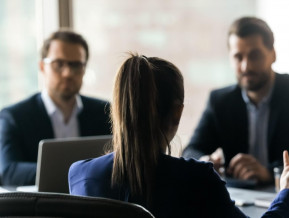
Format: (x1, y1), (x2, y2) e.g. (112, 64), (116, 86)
(41, 90), (83, 116)
(241, 84), (274, 107)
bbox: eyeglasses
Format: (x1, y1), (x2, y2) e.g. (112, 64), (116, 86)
(43, 58), (86, 74)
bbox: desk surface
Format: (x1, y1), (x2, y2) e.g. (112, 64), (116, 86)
(238, 206), (267, 218)
(227, 187), (276, 217)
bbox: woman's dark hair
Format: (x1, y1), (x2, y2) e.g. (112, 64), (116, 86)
(111, 53), (184, 205)
(228, 16), (274, 49)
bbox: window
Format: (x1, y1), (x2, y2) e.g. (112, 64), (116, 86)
(73, 0), (257, 147)
(0, 0), (38, 108)
(3, 0), (286, 151)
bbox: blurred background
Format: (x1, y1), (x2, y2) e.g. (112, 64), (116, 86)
(1, 0), (289, 150)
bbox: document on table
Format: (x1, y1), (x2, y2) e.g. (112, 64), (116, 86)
(228, 187), (276, 208)
(0, 186), (10, 193)
(16, 185), (38, 192)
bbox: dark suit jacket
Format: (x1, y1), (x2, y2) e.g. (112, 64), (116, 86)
(183, 73), (289, 171)
(69, 153), (246, 218)
(69, 152), (289, 218)
(0, 93), (111, 186)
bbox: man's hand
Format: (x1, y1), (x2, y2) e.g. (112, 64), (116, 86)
(199, 148), (224, 173)
(227, 153), (272, 183)
(280, 150), (289, 190)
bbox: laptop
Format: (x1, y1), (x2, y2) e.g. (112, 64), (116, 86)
(34, 135), (112, 194)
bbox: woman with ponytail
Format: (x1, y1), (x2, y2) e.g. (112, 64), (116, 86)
(69, 53), (289, 218)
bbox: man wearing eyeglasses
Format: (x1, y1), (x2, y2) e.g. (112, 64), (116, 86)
(0, 30), (111, 186)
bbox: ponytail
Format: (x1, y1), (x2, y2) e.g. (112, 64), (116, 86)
(111, 53), (184, 206)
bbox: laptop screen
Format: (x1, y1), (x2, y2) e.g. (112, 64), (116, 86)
(36, 135), (112, 193)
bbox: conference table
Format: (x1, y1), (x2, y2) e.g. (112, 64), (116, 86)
(237, 206), (267, 218)
(227, 185), (277, 217)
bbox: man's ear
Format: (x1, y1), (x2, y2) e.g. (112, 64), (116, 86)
(173, 103), (184, 125)
(39, 60), (45, 73)
(272, 48), (276, 63)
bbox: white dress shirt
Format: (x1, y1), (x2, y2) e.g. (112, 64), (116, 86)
(241, 87), (274, 166)
(41, 90), (83, 138)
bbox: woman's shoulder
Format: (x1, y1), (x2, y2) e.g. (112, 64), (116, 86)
(160, 154), (213, 169)
(159, 154), (219, 180)
(72, 152), (114, 167)
(69, 152), (115, 196)
(69, 152), (114, 179)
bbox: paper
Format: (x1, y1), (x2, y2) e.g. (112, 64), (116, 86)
(0, 187), (10, 193)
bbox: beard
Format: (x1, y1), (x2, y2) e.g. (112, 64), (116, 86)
(57, 80), (82, 102)
(238, 70), (272, 91)
(59, 89), (79, 102)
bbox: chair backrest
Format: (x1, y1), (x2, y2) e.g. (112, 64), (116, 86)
(0, 192), (155, 218)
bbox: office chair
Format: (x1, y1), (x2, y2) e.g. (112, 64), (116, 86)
(0, 192), (155, 218)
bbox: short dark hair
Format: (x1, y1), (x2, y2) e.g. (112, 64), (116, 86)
(41, 30), (89, 61)
(228, 17), (274, 50)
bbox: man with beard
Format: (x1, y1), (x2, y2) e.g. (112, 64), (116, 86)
(183, 17), (289, 185)
(0, 30), (111, 186)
